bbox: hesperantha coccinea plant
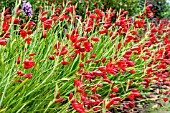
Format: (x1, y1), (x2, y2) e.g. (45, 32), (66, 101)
(0, 0), (170, 113)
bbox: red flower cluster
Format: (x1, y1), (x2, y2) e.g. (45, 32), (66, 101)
(24, 58), (35, 69)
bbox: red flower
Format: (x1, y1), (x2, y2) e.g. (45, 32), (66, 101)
(42, 30), (47, 38)
(95, 8), (104, 17)
(118, 42), (121, 49)
(79, 37), (87, 42)
(59, 14), (69, 21)
(21, 23), (26, 28)
(40, 16), (48, 22)
(24, 37), (32, 44)
(69, 91), (74, 100)
(68, 1), (72, 5)
(24, 73), (33, 79)
(20, 29), (27, 38)
(66, 6), (74, 13)
(128, 93), (135, 100)
(28, 21), (36, 28)
(42, 11), (48, 16)
(90, 54), (96, 58)
(112, 87), (119, 93)
(2, 20), (9, 32)
(16, 70), (24, 76)
(24, 58), (35, 69)
(44, 19), (52, 30)
(85, 59), (92, 63)
(163, 97), (168, 102)
(106, 97), (122, 108)
(125, 35), (134, 43)
(72, 100), (85, 113)
(91, 36), (99, 42)
(134, 19), (145, 28)
(85, 27), (92, 32)
(98, 29), (108, 34)
(93, 107), (100, 111)
(4, 8), (10, 15)
(60, 59), (69, 65)
(129, 70), (135, 74)
(131, 30), (138, 35)
(27, 30), (32, 34)
(17, 56), (20, 64)
(49, 55), (55, 60)
(15, 80), (23, 83)
(79, 62), (84, 67)
(0, 38), (7, 46)
(60, 47), (68, 55)
(5, 32), (10, 38)
(84, 41), (93, 52)
(14, 18), (20, 24)
(29, 52), (36, 56)
(151, 27), (157, 33)
(128, 101), (135, 108)
(116, 60), (127, 71)
(74, 79), (84, 88)
(16, 8), (21, 16)
(55, 98), (64, 103)
(101, 57), (106, 63)
(126, 61), (135, 67)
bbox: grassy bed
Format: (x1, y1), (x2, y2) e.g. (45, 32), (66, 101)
(0, 0), (170, 113)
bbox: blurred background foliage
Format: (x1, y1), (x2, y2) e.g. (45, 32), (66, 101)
(140, 0), (170, 19)
(0, 0), (169, 20)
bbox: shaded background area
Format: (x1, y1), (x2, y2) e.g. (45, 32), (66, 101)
(0, 0), (170, 21)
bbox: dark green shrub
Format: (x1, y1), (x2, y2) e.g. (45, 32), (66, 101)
(140, 0), (170, 19)
(0, 0), (140, 16)
(70, 0), (140, 17)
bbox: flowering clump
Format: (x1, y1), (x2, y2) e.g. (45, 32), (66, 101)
(22, 0), (32, 17)
(0, 1), (170, 113)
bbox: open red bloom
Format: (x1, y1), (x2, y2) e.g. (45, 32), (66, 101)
(66, 6), (74, 13)
(163, 97), (168, 102)
(72, 100), (85, 113)
(84, 41), (93, 52)
(74, 79), (84, 87)
(20, 29), (27, 38)
(112, 87), (119, 93)
(128, 93), (135, 100)
(60, 47), (68, 55)
(134, 19), (145, 28)
(24, 58), (35, 69)
(0, 38), (7, 46)
(14, 18), (20, 24)
(95, 8), (104, 17)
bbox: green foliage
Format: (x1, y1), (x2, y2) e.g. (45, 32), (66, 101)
(69, 0), (141, 17)
(0, 0), (170, 113)
(140, 0), (170, 19)
(0, 0), (16, 11)
(1, 0), (169, 21)
(0, 0), (140, 17)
